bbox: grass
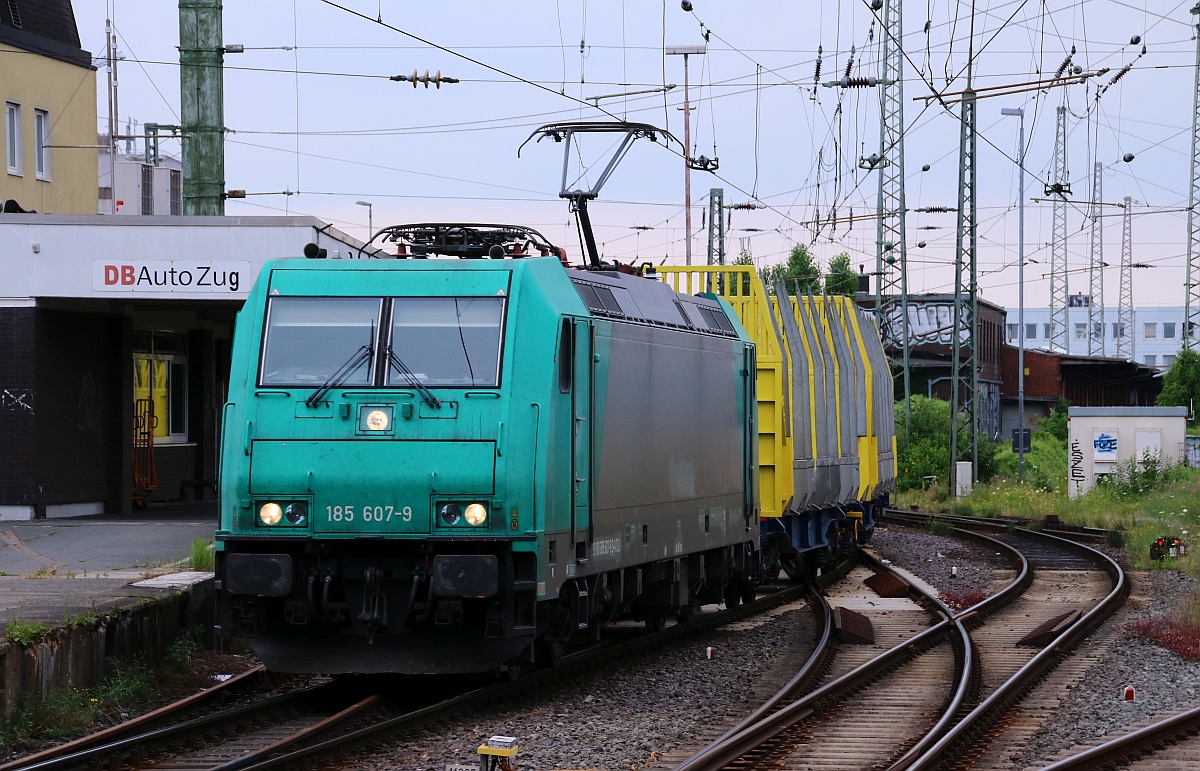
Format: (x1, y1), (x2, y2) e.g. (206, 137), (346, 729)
(0, 661), (156, 746)
(189, 538), (214, 572)
(0, 634), (253, 750)
(895, 463), (1200, 573)
(896, 459), (1200, 661)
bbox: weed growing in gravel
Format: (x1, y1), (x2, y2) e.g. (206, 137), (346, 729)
(1122, 616), (1200, 662)
(940, 588), (989, 611)
(4, 618), (52, 646)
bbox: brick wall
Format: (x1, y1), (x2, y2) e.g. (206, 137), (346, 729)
(999, 346), (1062, 400)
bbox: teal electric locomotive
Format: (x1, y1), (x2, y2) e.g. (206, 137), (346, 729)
(215, 224), (760, 675)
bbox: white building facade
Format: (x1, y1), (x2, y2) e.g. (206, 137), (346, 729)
(1005, 305), (1191, 369)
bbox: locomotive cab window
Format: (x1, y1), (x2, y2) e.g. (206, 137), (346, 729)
(388, 297), (505, 387)
(260, 297), (381, 387)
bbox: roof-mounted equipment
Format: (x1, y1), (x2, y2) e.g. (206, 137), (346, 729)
(519, 121), (680, 271)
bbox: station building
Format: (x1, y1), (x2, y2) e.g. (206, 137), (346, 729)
(0, 215), (366, 519)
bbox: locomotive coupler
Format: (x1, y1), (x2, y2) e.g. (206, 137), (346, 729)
(358, 566), (389, 640)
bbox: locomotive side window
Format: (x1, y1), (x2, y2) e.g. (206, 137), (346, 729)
(388, 297), (505, 387)
(260, 297), (381, 387)
(558, 319), (573, 393)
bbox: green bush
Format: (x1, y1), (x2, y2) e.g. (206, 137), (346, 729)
(992, 432), (1067, 493)
(894, 395), (1005, 491)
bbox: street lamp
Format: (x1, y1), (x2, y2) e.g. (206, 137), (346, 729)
(355, 200), (373, 244)
(666, 44), (705, 266)
(1001, 106), (1026, 482)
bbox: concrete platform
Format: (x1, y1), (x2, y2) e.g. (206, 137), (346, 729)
(0, 501), (217, 635)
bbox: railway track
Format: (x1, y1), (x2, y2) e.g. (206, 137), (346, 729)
(4, 577), (826, 771)
(1042, 703), (1200, 769)
(662, 511), (1127, 771)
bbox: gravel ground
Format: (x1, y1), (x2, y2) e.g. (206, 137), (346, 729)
(365, 608), (813, 771)
(870, 522), (1200, 767)
(7, 524), (1198, 770)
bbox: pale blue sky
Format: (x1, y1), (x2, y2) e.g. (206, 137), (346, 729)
(76, 1), (1199, 309)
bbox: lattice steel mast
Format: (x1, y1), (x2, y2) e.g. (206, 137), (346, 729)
(1088, 161), (1105, 356)
(949, 82), (979, 489)
(874, 0), (911, 427)
(1185, 4), (1200, 350)
(1117, 196), (1134, 360)
(1047, 106), (1071, 352)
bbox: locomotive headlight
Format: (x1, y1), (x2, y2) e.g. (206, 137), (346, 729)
(464, 503), (488, 526)
(284, 502), (307, 525)
(439, 503), (462, 525)
(259, 502), (283, 525)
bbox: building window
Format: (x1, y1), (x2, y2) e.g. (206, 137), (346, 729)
(132, 331), (188, 443)
(1144, 322), (1157, 340)
(33, 108), (49, 180)
(141, 165), (154, 214)
(5, 101), (20, 175)
(1164, 322), (1177, 339)
(170, 169), (182, 215)
(1043, 323), (1051, 339)
(1007, 323), (1018, 341)
(1074, 322), (1086, 340)
(1165, 355), (1176, 366)
(1093, 322), (1104, 340)
(1144, 355), (1157, 366)
(1112, 322), (1125, 339)
(1025, 323), (1037, 340)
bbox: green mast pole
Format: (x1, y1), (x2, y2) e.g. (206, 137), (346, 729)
(180, 0), (225, 215)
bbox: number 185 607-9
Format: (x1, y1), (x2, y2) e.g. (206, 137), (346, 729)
(326, 505), (412, 523)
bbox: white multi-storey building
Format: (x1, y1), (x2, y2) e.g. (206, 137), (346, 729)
(1005, 304), (1190, 369)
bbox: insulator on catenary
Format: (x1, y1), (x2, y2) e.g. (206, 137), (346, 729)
(1055, 47), (1075, 78)
(839, 76), (878, 88)
(1109, 65), (1132, 86)
(814, 45), (823, 83)
(917, 206), (953, 213)
(844, 45), (856, 78)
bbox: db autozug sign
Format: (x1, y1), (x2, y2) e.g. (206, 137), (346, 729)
(92, 260), (251, 294)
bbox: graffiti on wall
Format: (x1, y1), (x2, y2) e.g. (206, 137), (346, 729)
(1070, 439), (1085, 495)
(1, 389), (33, 414)
(77, 373), (103, 438)
(1093, 431), (1118, 460)
(882, 299), (971, 347)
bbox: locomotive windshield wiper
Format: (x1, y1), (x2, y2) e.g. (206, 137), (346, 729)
(386, 345), (441, 409)
(305, 344), (373, 408)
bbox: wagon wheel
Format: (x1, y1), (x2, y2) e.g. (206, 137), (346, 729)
(821, 521), (840, 566)
(499, 657), (523, 681)
(724, 581), (743, 609)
